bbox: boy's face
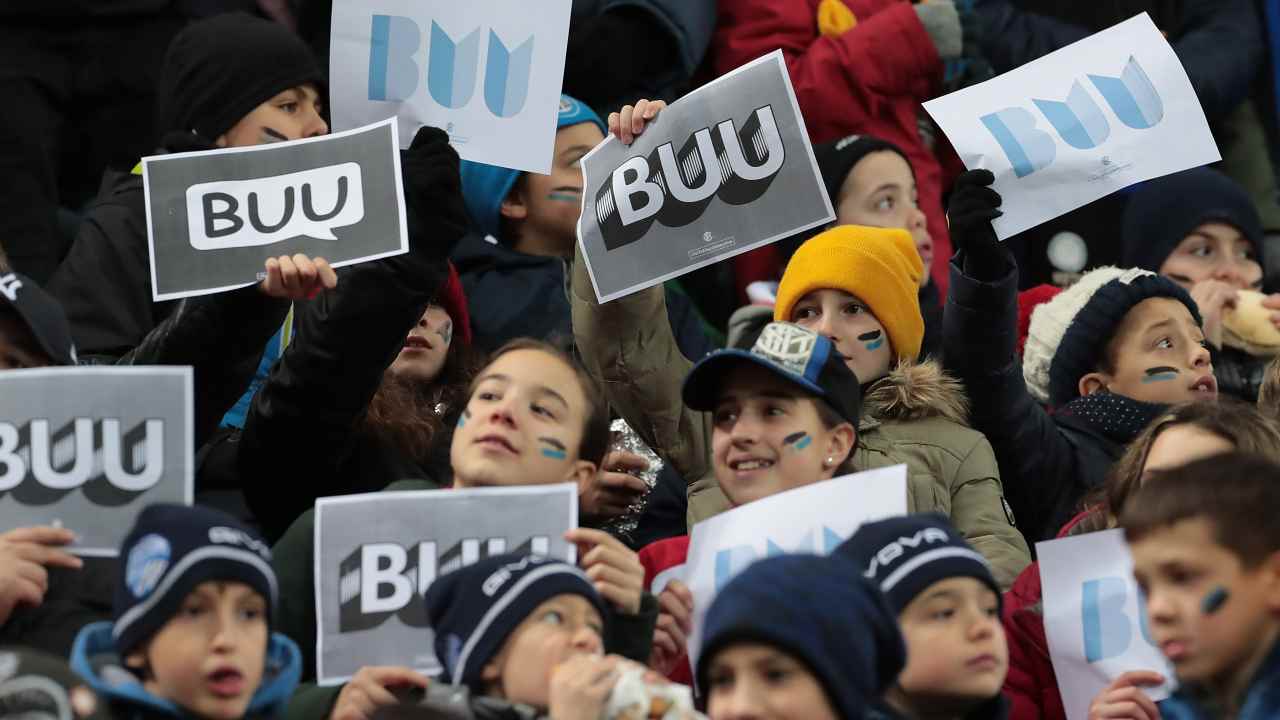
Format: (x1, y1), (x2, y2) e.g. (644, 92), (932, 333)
(711, 364), (855, 507)
(481, 593), (604, 708)
(126, 581), (267, 720)
(834, 150), (931, 286)
(789, 288), (894, 385)
(216, 84), (328, 148)
(1132, 518), (1280, 690)
(450, 348), (596, 490)
(1159, 222), (1262, 292)
(501, 122), (604, 255)
(895, 577), (1007, 709)
(705, 643), (839, 720)
(1081, 297), (1216, 404)
(387, 304), (453, 383)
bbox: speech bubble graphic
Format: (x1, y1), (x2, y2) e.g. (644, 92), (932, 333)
(185, 162), (365, 250)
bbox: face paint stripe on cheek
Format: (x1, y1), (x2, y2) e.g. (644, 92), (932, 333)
(538, 437), (567, 460)
(261, 127), (288, 143)
(858, 330), (883, 351)
(1142, 366), (1180, 383)
(439, 319), (453, 346)
(546, 190), (581, 204)
(457, 408), (471, 428)
(783, 431), (812, 451)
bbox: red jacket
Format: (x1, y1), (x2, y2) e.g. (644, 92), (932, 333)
(1002, 511), (1096, 720)
(639, 535), (693, 685)
(713, 0), (956, 293)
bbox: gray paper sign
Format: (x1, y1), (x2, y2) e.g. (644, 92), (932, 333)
(0, 367), (194, 556)
(313, 484), (578, 684)
(576, 51), (834, 303)
(144, 119), (409, 301)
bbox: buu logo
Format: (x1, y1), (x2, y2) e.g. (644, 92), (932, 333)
(713, 526), (844, 592)
(1081, 576), (1157, 663)
(338, 535), (550, 632)
(980, 56), (1164, 178)
(594, 105), (787, 252)
(0, 418), (166, 500)
(369, 15), (533, 118)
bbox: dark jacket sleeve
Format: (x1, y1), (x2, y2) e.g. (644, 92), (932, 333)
(605, 592), (658, 665)
(973, 0), (1090, 75)
(942, 254), (1085, 542)
(239, 248), (451, 540)
(662, 286), (715, 362)
(113, 286), (290, 451)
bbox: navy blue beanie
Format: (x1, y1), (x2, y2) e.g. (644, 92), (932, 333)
(114, 504), (277, 655)
(837, 513), (1000, 614)
(696, 554), (906, 719)
(1121, 167), (1265, 274)
(1048, 268), (1201, 407)
(459, 94), (606, 240)
(424, 554), (605, 690)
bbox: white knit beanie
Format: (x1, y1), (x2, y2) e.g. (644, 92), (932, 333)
(1022, 267), (1139, 404)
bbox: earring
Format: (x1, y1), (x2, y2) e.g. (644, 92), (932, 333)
(825, 456), (834, 467)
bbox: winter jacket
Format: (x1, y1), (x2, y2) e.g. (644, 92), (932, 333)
(570, 247), (1031, 588)
(234, 229), (457, 542)
(271, 479), (661, 720)
(712, 0), (954, 291)
(451, 233), (714, 359)
(71, 620), (302, 720)
(1159, 637), (1280, 719)
(1216, 344), (1269, 403)
(943, 255), (1123, 543)
(974, 0), (1263, 124)
(866, 695), (1011, 720)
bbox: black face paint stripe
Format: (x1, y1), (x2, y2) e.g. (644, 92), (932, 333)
(262, 127), (288, 142)
(783, 432), (807, 445)
(857, 330), (882, 341)
(538, 437), (567, 451)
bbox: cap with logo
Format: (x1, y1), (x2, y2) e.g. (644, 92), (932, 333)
(0, 272), (77, 366)
(682, 321), (862, 426)
(113, 503), (277, 655)
(423, 553), (605, 691)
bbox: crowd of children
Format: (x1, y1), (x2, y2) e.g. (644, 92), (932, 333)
(2, 3), (1280, 719)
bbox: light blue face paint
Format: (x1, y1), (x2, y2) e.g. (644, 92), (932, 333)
(457, 409), (470, 428)
(541, 448), (568, 460)
(546, 190), (581, 204)
(538, 437), (568, 460)
(1142, 366), (1179, 383)
(858, 330), (884, 351)
(783, 431), (812, 451)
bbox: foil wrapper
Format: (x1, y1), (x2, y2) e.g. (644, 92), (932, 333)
(603, 418), (665, 542)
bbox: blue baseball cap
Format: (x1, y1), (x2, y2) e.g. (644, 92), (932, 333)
(459, 94), (606, 239)
(682, 322), (862, 425)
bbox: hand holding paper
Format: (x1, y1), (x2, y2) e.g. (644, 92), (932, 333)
(1087, 671), (1166, 720)
(259, 254), (337, 300)
(566, 527), (644, 615)
(0, 526), (83, 624)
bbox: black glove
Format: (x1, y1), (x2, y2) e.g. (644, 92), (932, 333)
(400, 126), (469, 261)
(947, 169), (1011, 280)
(159, 130), (218, 154)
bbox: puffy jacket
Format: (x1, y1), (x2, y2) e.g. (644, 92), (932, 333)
(271, 479), (661, 720)
(570, 246), (1031, 588)
(1159, 638), (1280, 719)
(71, 620), (302, 720)
(1215, 344), (1269, 403)
(712, 0), (954, 291)
(943, 254), (1123, 543)
(452, 233), (714, 360)
(974, 0), (1263, 124)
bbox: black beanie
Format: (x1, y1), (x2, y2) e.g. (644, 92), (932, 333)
(155, 12), (326, 141)
(1048, 268), (1201, 407)
(113, 504), (277, 656)
(1121, 167), (1265, 273)
(814, 134), (914, 208)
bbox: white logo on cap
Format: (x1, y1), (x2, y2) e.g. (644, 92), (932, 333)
(1117, 267), (1156, 285)
(208, 526), (271, 561)
(752, 323), (819, 376)
(125, 534), (171, 598)
(0, 274), (21, 303)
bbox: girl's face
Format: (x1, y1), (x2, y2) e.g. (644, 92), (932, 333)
(388, 304), (453, 383)
(216, 84), (328, 148)
(705, 643), (839, 720)
(450, 348), (596, 490)
(1158, 222), (1262, 291)
(1140, 424), (1235, 484)
(834, 150), (931, 285)
(481, 594), (604, 709)
(711, 364), (855, 507)
(789, 289), (893, 385)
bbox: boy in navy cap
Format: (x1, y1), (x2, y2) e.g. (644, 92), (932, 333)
(71, 504), (301, 720)
(696, 553), (907, 720)
(839, 514), (1008, 720)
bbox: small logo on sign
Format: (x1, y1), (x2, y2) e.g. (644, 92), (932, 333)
(126, 534), (171, 598)
(702, 232), (714, 243)
(1102, 156), (1112, 166)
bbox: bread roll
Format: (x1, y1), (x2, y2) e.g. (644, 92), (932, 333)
(1223, 290), (1280, 356)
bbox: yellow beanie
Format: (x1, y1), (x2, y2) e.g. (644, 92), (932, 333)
(817, 0), (857, 37)
(774, 226), (925, 361)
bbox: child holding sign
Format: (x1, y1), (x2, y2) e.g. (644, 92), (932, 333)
(267, 339), (657, 720)
(1091, 452), (1280, 718)
(70, 503), (301, 720)
(943, 169), (1217, 543)
(839, 513), (1009, 720)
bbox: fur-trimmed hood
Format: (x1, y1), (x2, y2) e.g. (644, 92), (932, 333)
(862, 359), (970, 426)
